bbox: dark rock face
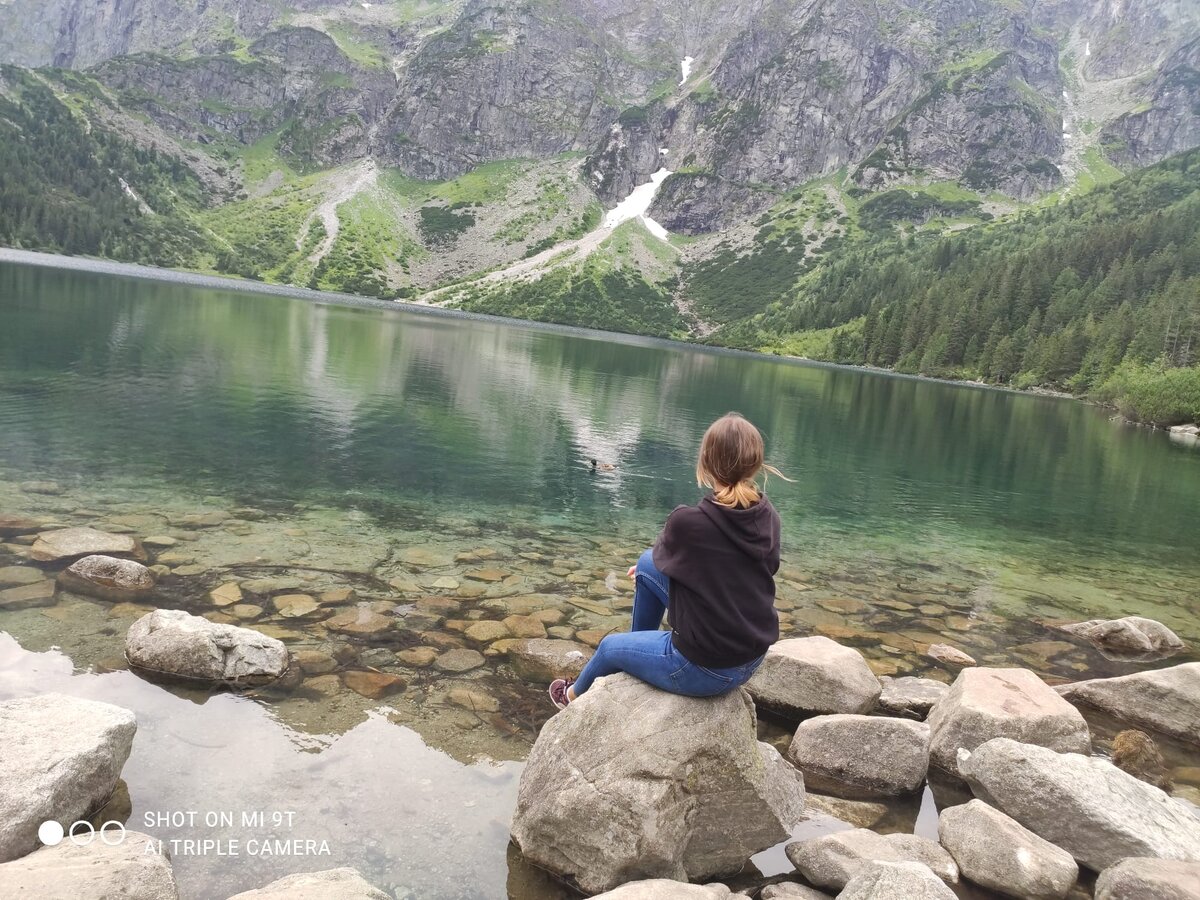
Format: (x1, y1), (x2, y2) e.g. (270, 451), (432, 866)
(1103, 37), (1200, 170)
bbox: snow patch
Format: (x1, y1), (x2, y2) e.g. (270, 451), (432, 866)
(603, 167), (672, 241)
(659, 148), (669, 155)
(679, 56), (694, 86)
(1084, 41), (1091, 57)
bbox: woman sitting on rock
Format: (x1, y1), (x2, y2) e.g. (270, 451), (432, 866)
(550, 412), (785, 708)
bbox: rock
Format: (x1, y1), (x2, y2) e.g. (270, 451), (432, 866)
(803, 794), (889, 829)
(342, 670), (407, 700)
(465, 620), (511, 642)
(1057, 616), (1185, 658)
(20, 480), (62, 495)
(787, 714), (929, 798)
(938, 799), (1078, 899)
(0, 830), (177, 899)
(293, 649), (337, 675)
(447, 687), (500, 713)
(746, 637), (881, 717)
(399, 546), (454, 568)
(957, 737), (1200, 872)
(30, 527), (145, 563)
(231, 603), (264, 620)
(878, 676), (949, 719)
(396, 647), (438, 667)
(0, 515), (41, 538)
(58, 554), (156, 602)
(0, 565), (44, 586)
(272, 594), (321, 618)
(358, 648), (397, 668)
(1094, 858), (1200, 900)
(324, 608), (395, 639)
(837, 861), (957, 900)
(511, 674), (805, 894)
(760, 884), (833, 900)
(925, 668), (1090, 772)
(431, 576), (460, 590)
(785, 829), (958, 891)
(226, 867), (389, 899)
(434, 648), (485, 673)
(927, 644), (976, 667)
(575, 628), (608, 648)
(318, 587), (355, 605)
(1056, 663), (1200, 746)
(508, 638), (592, 682)
(591, 880), (737, 899)
(142, 535), (178, 548)
(0, 579), (56, 610)
(466, 567), (508, 582)
(0, 693), (137, 863)
(125, 609), (288, 684)
(503, 614), (547, 639)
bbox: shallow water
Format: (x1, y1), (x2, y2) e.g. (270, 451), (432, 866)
(1, 259), (1198, 898)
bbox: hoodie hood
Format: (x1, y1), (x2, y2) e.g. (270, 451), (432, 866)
(697, 494), (779, 563)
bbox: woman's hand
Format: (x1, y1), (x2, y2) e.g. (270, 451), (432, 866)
(627, 564), (636, 579)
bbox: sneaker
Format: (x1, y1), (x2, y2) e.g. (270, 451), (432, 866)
(548, 678), (574, 710)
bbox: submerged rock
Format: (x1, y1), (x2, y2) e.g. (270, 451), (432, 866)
(0, 565), (44, 586)
(747, 636), (881, 717)
(0, 515), (41, 538)
(938, 799), (1077, 899)
(342, 670), (407, 700)
(226, 867), (389, 899)
(0, 693), (137, 863)
(507, 638), (592, 683)
(877, 676), (949, 719)
(0, 830), (176, 899)
(58, 554), (156, 602)
(324, 607), (395, 639)
(591, 880), (736, 898)
(784, 828), (958, 891)
(958, 737), (1200, 872)
(925, 667), (1090, 772)
(927, 643), (976, 667)
(1093, 858), (1200, 900)
(511, 673), (805, 894)
(837, 861), (957, 900)
(30, 526), (145, 563)
(1110, 729), (1174, 790)
(1056, 663), (1200, 746)
(0, 579), (56, 610)
(787, 714), (930, 798)
(125, 609), (288, 684)
(1056, 616), (1185, 658)
(434, 648), (485, 673)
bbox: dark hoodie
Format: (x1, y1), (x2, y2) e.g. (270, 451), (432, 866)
(652, 494), (781, 668)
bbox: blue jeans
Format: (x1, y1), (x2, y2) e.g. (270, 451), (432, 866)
(571, 548), (764, 697)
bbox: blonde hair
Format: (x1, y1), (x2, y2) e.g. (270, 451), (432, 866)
(695, 412), (789, 508)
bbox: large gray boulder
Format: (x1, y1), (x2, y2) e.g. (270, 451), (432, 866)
(225, 867), (389, 899)
(787, 714), (929, 798)
(591, 880), (737, 899)
(58, 554), (156, 602)
(0, 830), (177, 899)
(30, 527), (146, 563)
(510, 673), (805, 894)
(925, 667), (1090, 772)
(1056, 663), (1200, 747)
(1094, 858), (1200, 900)
(958, 737), (1200, 872)
(746, 637), (881, 717)
(938, 799), (1078, 899)
(837, 862), (957, 900)
(125, 609), (288, 684)
(784, 828), (958, 891)
(877, 676), (949, 720)
(1057, 617), (1185, 658)
(0, 693), (137, 863)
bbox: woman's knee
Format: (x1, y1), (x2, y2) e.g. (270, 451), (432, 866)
(636, 547), (655, 574)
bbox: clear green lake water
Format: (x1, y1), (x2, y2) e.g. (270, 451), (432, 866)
(0, 258), (1198, 898)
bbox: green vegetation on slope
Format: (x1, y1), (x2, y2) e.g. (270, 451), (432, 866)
(741, 149), (1200, 425)
(0, 66), (210, 266)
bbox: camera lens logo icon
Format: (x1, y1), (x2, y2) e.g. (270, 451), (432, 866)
(38, 820), (126, 847)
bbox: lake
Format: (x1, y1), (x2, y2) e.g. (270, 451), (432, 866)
(1, 255), (1198, 898)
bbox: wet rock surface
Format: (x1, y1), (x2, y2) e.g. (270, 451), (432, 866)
(30, 526), (145, 563)
(926, 667), (1091, 772)
(747, 636), (881, 717)
(1056, 616), (1185, 659)
(0, 830), (177, 900)
(511, 673), (805, 894)
(507, 638), (592, 683)
(877, 676), (949, 719)
(58, 553), (156, 601)
(785, 828), (959, 891)
(0, 693), (137, 863)
(938, 799), (1078, 899)
(125, 609), (288, 684)
(787, 714), (930, 798)
(1057, 663), (1200, 747)
(958, 737), (1200, 872)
